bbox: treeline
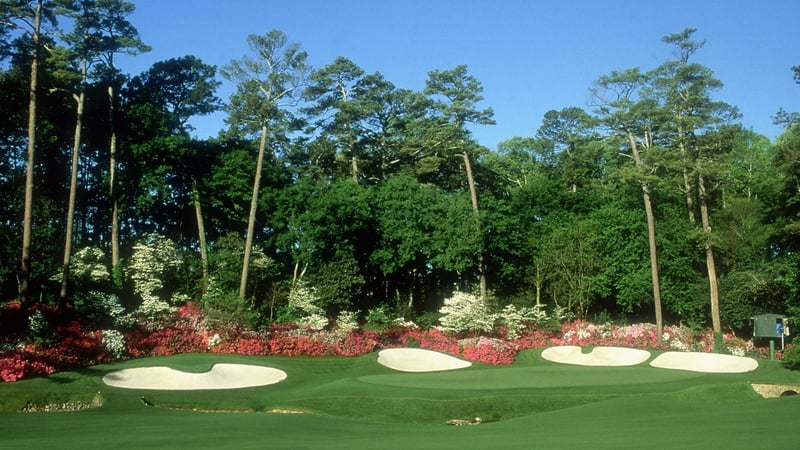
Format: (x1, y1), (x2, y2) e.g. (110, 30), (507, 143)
(1, 1), (799, 335)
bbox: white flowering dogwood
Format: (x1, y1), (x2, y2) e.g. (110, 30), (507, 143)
(287, 282), (328, 330)
(127, 234), (184, 319)
(438, 291), (496, 334)
(499, 304), (545, 339)
(69, 247), (111, 284)
(101, 329), (126, 359)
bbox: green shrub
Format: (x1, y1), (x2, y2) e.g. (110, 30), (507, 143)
(202, 287), (259, 329)
(364, 304), (393, 330)
(782, 338), (800, 371)
(414, 311), (441, 330)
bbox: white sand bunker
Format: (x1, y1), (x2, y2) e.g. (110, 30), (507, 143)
(541, 346), (652, 366)
(377, 348), (472, 372)
(102, 363), (287, 390)
(649, 352), (758, 373)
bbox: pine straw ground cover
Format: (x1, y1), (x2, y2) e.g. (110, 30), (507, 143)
(0, 350), (799, 449)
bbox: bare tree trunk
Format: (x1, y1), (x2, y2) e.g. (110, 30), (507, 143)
(239, 124), (268, 299)
(20, 0), (43, 305)
(533, 261), (543, 307)
(462, 151), (487, 302)
(698, 174), (721, 333)
(192, 177), (209, 293)
(351, 155), (358, 183)
(60, 58), (88, 303)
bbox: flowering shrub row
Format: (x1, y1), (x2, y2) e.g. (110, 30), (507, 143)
(0, 351), (55, 382)
(0, 302), (786, 383)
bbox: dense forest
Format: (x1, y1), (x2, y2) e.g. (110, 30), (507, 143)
(2, 1), (799, 338)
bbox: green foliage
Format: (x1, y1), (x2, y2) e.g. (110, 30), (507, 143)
(200, 233), (276, 325)
(26, 310), (54, 346)
(72, 291), (128, 328)
(305, 257), (364, 311)
(201, 282), (260, 329)
(364, 304), (394, 330)
(364, 303), (418, 331)
(782, 338), (800, 371)
(0, 22), (798, 338)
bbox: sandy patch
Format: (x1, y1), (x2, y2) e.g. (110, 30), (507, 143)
(649, 352), (758, 373)
(102, 363), (287, 390)
(377, 348), (472, 372)
(541, 346), (652, 366)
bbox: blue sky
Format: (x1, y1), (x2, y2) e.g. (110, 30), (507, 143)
(117, 0), (799, 147)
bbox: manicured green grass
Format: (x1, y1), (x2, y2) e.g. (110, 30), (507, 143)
(1, 349), (798, 449)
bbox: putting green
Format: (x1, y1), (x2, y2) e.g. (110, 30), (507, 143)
(360, 364), (705, 390)
(2, 351), (799, 449)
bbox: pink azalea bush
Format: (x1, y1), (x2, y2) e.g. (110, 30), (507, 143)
(0, 351), (55, 382)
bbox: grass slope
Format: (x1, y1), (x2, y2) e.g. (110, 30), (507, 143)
(1, 349), (798, 449)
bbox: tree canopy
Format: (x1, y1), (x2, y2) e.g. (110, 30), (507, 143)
(1, 13), (798, 335)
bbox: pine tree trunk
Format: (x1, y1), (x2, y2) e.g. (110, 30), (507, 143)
(677, 124), (695, 224)
(192, 177), (209, 293)
(642, 188), (664, 337)
(60, 58), (87, 303)
(462, 151), (486, 302)
(239, 124), (268, 299)
(698, 174), (721, 333)
(108, 85), (120, 269)
(625, 129), (663, 337)
(20, 0), (43, 305)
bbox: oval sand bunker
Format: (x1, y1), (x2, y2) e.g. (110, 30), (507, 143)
(102, 363), (287, 390)
(541, 346), (652, 366)
(649, 352), (758, 373)
(377, 348), (472, 372)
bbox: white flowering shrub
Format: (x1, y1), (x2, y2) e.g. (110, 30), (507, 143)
(287, 282), (328, 330)
(298, 313), (329, 330)
(101, 329), (126, 359)
(126, 234), (183, 320)
(438, 291), (496, 335)
(335, 310), (359, 333)
(207, 332), (221, 349)
(498, 304), (544, 339)
(551, 304), (574, 322)
(69, 247), (111, 284)
(393, 317), (418, 328)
